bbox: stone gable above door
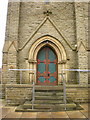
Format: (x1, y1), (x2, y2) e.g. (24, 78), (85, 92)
(19, 16), (74, 52)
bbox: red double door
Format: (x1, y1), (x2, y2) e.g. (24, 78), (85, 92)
(37, 46), (58, 85)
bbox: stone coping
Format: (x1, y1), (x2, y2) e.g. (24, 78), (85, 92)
(4, 84), (89, 88)
(5, 84), (33, 88)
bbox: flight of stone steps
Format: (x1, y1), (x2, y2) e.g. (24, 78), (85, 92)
(15, 86), (82, 112)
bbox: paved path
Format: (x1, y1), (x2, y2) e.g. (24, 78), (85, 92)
(0, 99), (89, 119)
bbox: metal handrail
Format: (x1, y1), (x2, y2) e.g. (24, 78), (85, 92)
(61, 73), (66, 111)
(32, 82), (35, 109)
(9, 69), (36, 109)
(63, 69), (90, 84)
(9, 69), (36, 84)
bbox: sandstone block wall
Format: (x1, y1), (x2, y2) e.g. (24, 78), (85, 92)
(1, 2), (89, 85)
(6, 84), (32, 105)
(66, 85), (89, 103)
(0, 84), (5, 99)
(5, 84), (89, 105)
(18, 2), (77, 83)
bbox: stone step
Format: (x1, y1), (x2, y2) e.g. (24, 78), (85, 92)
(35, 86), (63, 91)
(35, 96), (63, 100)
(23, 103), (77, 109)
(23, 101), (64, 109)
(15, 106), (51, 112)
(23, 104), (53, 109)
(31, 100), (64, 104)
(35, 92), (64, 96)
(15, 103), (78, 112)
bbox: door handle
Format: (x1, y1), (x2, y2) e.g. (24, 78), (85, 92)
(48, 73), (50, 76)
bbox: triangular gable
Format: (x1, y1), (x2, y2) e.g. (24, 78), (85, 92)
(3, 41), (17, 53)
(77, 41), (87, 52)
(19, 16), (74, 51)
(7, 41), (17, 52)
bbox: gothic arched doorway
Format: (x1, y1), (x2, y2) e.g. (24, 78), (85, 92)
(37, 46), (58, 85)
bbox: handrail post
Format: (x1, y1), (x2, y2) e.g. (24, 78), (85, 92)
(32, 81), (35, 109)
(78, 71), (80, 84)
(61, 73), (66, 111)
(20, 71), (22, 84)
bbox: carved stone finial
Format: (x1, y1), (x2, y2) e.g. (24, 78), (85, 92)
(43, 10), (52, 16)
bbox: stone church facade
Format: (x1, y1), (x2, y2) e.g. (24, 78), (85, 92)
(1, 1), (89, 105)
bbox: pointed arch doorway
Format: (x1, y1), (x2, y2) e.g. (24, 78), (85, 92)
(28, 36), (67, 85)
(37, 46), (58, 85)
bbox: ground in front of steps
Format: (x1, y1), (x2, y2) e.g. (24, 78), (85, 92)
(0, 99), (89, 120)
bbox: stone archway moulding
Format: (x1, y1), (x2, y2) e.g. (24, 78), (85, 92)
(28, 36), (67, 62)
(28, 36), (67, 84)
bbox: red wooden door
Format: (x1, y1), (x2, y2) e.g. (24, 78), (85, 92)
(37, 46), (57, 85)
